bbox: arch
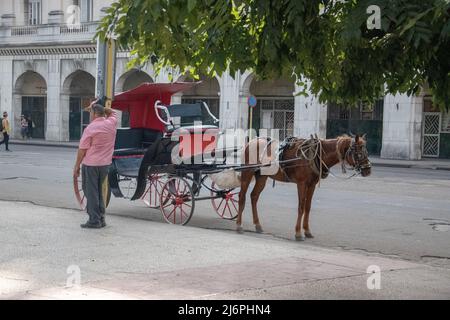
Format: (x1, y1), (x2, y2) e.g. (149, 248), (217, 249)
(14, 70), (47, 95)
(176, 74), (221, 120)
(116, 69), (153, 93)
(246, 75), (296, 140)
(61, 70), (96, 140)
(14, 71), (48, 139)
(240, 71), (255, 96)
(249, 77), (295, 97)
(62, 70), (96, 96)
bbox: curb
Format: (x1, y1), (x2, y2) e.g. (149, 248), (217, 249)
(372, 162), (450, 171)
(372, 163), (412, 169)
(10, 141), (77, 149)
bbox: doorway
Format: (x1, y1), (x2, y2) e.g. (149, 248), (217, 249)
(69, 97), (91, 140)
(22, 96), (46, 139)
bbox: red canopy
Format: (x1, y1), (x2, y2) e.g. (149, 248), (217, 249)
(112, 82), (199, 131)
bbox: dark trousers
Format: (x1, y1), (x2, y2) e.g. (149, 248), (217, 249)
(82, 165), (109, 224)
(0, 132), (9, 150)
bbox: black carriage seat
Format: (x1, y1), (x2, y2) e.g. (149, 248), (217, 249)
(112, 128), (163, 178)
(142, 129), (163, 148)
(114, 128), (163, 154)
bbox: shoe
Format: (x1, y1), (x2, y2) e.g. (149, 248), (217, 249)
(6, 149), (11, 152)
(101, 220), (106, 228)
(80, 221), (102, 229)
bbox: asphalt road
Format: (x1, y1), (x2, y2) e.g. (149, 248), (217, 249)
(1, 144), (449, 268)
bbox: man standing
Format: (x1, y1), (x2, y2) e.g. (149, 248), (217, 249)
(0, 111), (11, 151)
(73, 102), (117, 229)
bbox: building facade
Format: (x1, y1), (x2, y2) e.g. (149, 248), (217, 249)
(1, 0), (449, 159)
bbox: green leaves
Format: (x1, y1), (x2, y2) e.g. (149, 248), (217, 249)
(100, 0), (450, 109)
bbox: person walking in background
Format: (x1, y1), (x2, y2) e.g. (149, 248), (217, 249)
(73, 101), (117, 229)
(0, 111), (11, 151)
(27, 116), (33, 139)
(20, 115), (28, 139)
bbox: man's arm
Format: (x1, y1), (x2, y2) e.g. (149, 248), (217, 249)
(105, 108), (118, 126)
(73, 148), (87, 178)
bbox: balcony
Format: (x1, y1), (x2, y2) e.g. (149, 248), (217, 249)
(0, 22), (99, 47)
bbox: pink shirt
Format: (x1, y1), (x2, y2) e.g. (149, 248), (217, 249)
(79, 111), (118, 166)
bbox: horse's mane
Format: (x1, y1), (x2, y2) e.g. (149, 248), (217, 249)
(336, 134), (351, 140)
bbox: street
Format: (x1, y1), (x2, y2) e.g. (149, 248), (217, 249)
(1, 144), (449, 269)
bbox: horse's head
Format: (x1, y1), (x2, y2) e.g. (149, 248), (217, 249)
(345, 134), (372, 177)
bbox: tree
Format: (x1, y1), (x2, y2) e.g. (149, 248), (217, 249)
(98, 0), (450, 109)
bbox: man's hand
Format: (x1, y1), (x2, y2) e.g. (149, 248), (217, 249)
(73, 165), (80, 179)
(105, 108), (113, 117)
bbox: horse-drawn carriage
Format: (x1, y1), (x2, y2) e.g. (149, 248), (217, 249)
(74, 82), (241, 225)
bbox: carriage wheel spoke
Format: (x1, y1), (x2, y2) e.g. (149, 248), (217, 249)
(182, 202), (192, 208)
(230, 198), (238, 213)
(166, 207), (175, 221)
(227, 202), (234, 218)
(216, 198), (225, 214)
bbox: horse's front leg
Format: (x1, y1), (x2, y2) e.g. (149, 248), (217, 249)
(303, 184), (317, 238)
(250, 175), (268, 233)
(236, 170), (253, 234)
(295, 182), (307, 241)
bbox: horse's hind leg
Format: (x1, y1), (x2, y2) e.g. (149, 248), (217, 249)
(236, 170), (253, 233)
(250, 175), (268, 233)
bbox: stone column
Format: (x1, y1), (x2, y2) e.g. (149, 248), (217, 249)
(219, 71), (241, 130)
(380, 93), (423, 160)
(294, 87), (327, 139)
(0, 58), (14, 136)
(46, 59), (63, 141)
(60, 93), (70, 141)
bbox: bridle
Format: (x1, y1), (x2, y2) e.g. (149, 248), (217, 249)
(342, 139), (372, 174)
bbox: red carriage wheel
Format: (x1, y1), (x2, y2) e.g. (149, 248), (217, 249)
(142, 174), (166, 208)
(159, 177), (195, 225)
(210, 182), (240, 220)
(73, 176), (86, 211)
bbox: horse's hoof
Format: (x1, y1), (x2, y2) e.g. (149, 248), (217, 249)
(295, 235), (306, 241)
(305, 232), (314, 239)
(255, 225), (264, 233)
(236, 226), (244, 234)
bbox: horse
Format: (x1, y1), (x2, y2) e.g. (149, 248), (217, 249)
(236, 134), (372, 241)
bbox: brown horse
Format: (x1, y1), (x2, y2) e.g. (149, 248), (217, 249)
(236, 134), (372, 240)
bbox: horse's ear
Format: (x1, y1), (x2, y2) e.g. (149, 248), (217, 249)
(349, 131), (355, 138)
(362, 133), (367, 140)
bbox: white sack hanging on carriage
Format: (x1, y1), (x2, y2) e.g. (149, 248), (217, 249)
(209, 168), (241, 189)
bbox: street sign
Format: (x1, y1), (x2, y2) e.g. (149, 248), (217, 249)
(248, 95), (257, 108)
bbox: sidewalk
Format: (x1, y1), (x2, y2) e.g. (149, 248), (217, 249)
(0, 200), (449, 299)
(10, 139), (450, 171)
